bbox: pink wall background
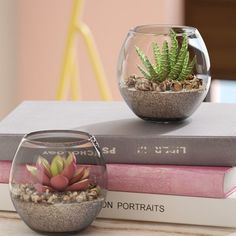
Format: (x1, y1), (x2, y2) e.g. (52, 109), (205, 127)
(18, 0), (184, 102)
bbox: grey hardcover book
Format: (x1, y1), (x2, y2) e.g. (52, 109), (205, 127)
(0, 101), (236, 166)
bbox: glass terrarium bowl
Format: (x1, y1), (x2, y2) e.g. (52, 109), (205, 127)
(9, 130), (107, 233)
(118, 25), (211, 122)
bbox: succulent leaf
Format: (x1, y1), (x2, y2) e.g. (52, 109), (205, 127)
(186, 55), (196, 76)
(159, 41), (170, 81)
(135, 46), (158, 79)
(177, 51), (190, 81)
(36, 156), (51, 177)
(70, 167), (85, 184)
(36, 169), (51, 186)
(62, 157), (67, 167)
(62, 161), (76, 180)
(50, 155), (64, 176)
(178, 32), (188, 58)
(168, 51), (187, 80)
(137, 65), (151, 80)
(152, 42), (162, 74)
(66, 179), (89, 191)
(169, 29), (178, 69)
(168, 33), (188, 80)
(81, 168), (90, 180)
(65, 152), (76, 166)
(50, 175), (69, 191)
(26, 165), (37, 177)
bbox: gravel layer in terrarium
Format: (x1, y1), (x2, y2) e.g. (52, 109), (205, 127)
(120, 74), (207, 121)
(11, 183), (104, 232)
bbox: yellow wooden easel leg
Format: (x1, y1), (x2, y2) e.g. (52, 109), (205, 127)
(76, 23), (112, 100)
(56, 0), (112, 101)
(56, 0), (82, 100)
(70, 51), (80, 100)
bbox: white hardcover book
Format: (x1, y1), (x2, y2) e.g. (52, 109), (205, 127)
(2, 183), (236, 228)
(0, 184), (14, 211)
(99, 190), (236, 228)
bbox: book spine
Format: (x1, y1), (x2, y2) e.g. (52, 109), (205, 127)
(98, 191), (236, 228)
(0, 161), (11, 183)
(0, 161), (229, 198)
(97, 136), (236, 166)
(1, 135), (236, 166)
(107, 164), (227, 198)
(0, 135), (23, 162)
(0, 184), (15, 211)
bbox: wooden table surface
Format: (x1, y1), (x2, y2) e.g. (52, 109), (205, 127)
(1, 211), (236, 236)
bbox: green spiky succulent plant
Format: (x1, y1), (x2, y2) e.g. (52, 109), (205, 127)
(135, 30), (196, 82)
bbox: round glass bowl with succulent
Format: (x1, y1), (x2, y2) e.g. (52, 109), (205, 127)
(118, 25), (211, 121)
(9, 130), (107, 233)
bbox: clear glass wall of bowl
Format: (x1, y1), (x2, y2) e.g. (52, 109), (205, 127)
(118, 25), (211, 121)
(9, 130), (107, 233)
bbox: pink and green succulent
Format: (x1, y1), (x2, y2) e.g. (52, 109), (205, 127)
(26, 153), (90, 192)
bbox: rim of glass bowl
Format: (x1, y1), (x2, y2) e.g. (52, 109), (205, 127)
(130, 24), (197, 36)
(22, 130), (95, 148)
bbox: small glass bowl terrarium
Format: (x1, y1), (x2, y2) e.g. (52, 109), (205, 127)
(118, 25), (211, 121)
(9, 130), (107, 233)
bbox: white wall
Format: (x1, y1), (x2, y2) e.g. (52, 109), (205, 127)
(0, 0), (17, 119)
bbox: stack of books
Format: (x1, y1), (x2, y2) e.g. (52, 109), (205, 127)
(1, 101), (236, 227)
